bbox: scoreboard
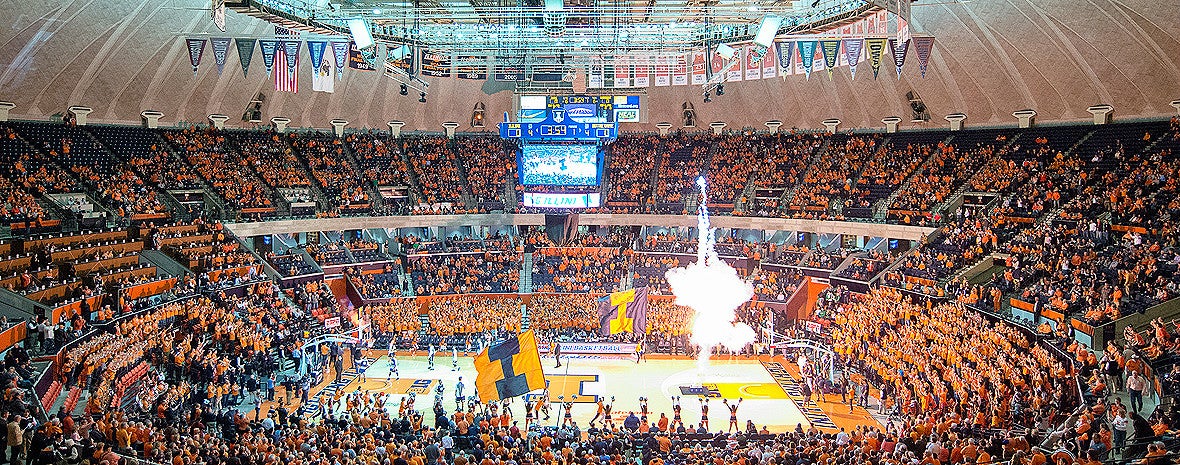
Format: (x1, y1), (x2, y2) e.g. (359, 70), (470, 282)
(499, 121), (616, 141)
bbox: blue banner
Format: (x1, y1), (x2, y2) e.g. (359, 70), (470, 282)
(236, 39), (256, 77)
(210, 37), (231, 75)
(798, 41), (816, 79)
(259, 40), (278, 73)
(307, 41), (327, 72)
(331, 42), (349, 78)
(283, 40), (301, 74)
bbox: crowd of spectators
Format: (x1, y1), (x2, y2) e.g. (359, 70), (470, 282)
(456, 136), (515, 204)
(604, 134), (660, 209)
(164, 127), (273, 210)
(532, 248), (624, 293)
(427, 295), (521, 336)
(406, 136), (467, 203)
(407, 252), (520, 295)
(293, 134), (370, 211)
(346, 264), (405, 299)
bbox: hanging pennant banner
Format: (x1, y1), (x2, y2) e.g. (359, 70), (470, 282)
(259, 40), (278, 74)
(331, 42), (349, 78)
(210, 37), (231, 76)
(761, 44), (776, 79)
(307, 41), (327, 72)
(690, 51), (706, 85)
(843, 38), (864, 79)
(283, 40), (301, 75)
(889, 38), (909, 78)
(235, 38), (256, 77)
(776, 42), (793, 76)
(866, 38), (887, 79)
(912, 37), (935, 77)
(820, 40), (840, 80)
(186, 38), (206, 75)
(797, 41), (816, 79)
(744, 45), (760, 81)
(348, 42), (377, 71)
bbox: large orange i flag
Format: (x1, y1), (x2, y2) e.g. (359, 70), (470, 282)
(597, 287), (649, 335)
(474, 330), (546, 403)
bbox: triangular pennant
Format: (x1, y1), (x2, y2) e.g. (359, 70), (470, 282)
(889, 38), (909, 78)
(843, 38), (863, 79)
(866, 38), (887, 79)
(820, 39), (840, 80)
(776, 42), (793, 76)
(236, 39), (256, 77)
(307, 41), (327, 72)
(798, 41), (816, 79)
(210, 37), (231, 76)
(913, 37), (935, 78)
(259, 40), (278, 74)
(331, 42), (349, 79)
(283, 40), (301, 75)
(186, 38), (206, 75)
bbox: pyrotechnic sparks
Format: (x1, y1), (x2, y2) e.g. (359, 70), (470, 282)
(665, 177), (756, 370)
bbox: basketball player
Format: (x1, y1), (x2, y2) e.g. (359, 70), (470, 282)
(723, 398), (743, 433)
(537, 389), (551, 420)
(451, 346), (459, 371)
(603, 396), (615, 429)
(388, 349), (399, 380)
(428, 344), (436, 370)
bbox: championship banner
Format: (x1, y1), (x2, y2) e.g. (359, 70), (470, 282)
(259, 39), (278, 74)
(348, 42), (378, 71)
(866, 14), (878, 36)
(386, 44), (414, 74)
(456, 55), (488, 80)
(307, 41), (327, 73)
(613, 56), (631, 88)
(312, 45), (334, 93)
(530, 64), (562, 82)
(798, 41), (816, 79)
(877, 10), (889, 34)
(494, 64), (525, 81)
(889, 38), (909, 78)
(633, 56), (650, 87)
(689, 51), (706, 85)
(210, 37), (231, 75)
(186, 38), (206, 75)
(844, 38), (864, 79)
(820, 39), (840, 80)
(761, 44), (776, 79)
(866, 37), (887, 79)
(235, 39), (255, 76)
(913, 36), (935, 77)
(654, 56), (670, 87)
(420, 50), (451, 78)
(744, 45), (760, 81)
(282, 40), (301, 75)
(331, 42), (349, 78)
(776, 42), (793, 76)
(588, 60), (604, 88)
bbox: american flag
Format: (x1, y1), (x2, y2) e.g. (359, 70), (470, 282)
(274, 46), (298, 93)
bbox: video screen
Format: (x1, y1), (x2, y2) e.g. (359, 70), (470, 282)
(520, 144), (600, 186)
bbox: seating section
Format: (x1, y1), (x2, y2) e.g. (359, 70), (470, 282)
(164, 128), (274, 211)
(292, 133), (370, 211)
(455, 135), (515, 208)
(406, 136), (466, 203)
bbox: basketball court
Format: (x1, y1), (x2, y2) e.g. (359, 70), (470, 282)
(324, 353), (876, 433)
